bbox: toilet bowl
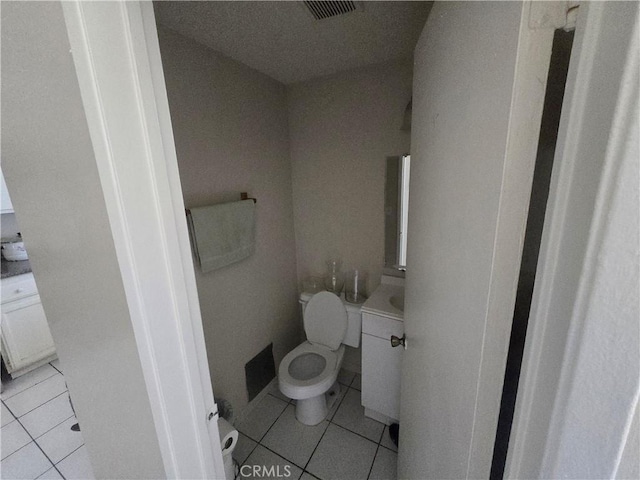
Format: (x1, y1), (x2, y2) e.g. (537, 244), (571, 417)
(279, 291), (357, 425)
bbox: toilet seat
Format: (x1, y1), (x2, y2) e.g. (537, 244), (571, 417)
(278, 342), (345, 400)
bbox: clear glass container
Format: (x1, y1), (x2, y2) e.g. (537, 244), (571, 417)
(302, 276), (324, 294)
(345, 269), (368, 304)
(324, 259), (344, 295)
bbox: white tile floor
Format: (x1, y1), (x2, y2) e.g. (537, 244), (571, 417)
(1, 362), (93, 480)
(234, 370), (398, 480)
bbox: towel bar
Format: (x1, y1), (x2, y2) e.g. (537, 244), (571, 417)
(240, 192), (257, 204)
(185, 193), (256, 216)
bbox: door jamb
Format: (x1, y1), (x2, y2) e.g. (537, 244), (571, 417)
(506, 2), (640, 477)
(62, 2), (224, 478)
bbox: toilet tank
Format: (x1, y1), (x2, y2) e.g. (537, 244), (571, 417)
(300, 292), (362, 348)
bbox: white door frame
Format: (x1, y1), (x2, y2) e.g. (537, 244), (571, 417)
(506, 2), (639, 478)
(62, 2), (224, 478)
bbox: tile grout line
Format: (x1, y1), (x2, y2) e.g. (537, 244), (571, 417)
(378, 444), (396, 454)
(261, 382), (384, 477)
(33, 413), (76, 442)
(258, 444), (308, 472)
(258, 401), (290, 444)
(0, 437), (35, 463)
(365, 421), (387, 480)
(0, 370), (61, 402)
(2, 364), (72, 479)
(4, 397), (76, 478)
(326, 420), (381, 448)
(328, 387), (384, 446)
(5, 390), (70, 422)
(49, 361), (63, 375)
(247, 380), (350, 477)
(240, 412), (309, 475)
(377, 423), (385, 445)
(238, 440), (259, 471)
(241, 375), (385, 480)
(7, 410), (64, 479)
(266, 392), (292, 405)
(52, 443), (84, 471)
(299, 383), (351, 476)
(237, 399), (288, 445)
(1, 399), (17, 426)
(300, 423), (329, 476)
(366, 443), (382, 480)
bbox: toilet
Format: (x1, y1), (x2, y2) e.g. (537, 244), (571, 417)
(279, 291), (362, 425)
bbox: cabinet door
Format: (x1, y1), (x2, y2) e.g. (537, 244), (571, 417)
(1, 169), (14, 214)
(362, 333), (403, 420)
(1, 295), (55, 374)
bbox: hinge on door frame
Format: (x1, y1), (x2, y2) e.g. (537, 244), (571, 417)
(529, 1), (579, 31)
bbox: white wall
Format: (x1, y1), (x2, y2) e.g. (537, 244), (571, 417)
(157, 26), (300, 411)
(287, 61), (412, 292)
(1, 3), (165, 477)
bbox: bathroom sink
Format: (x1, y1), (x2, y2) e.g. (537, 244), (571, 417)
(389, 295), (404, 312)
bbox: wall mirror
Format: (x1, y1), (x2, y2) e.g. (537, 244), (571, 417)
(384, 154), (410, 276)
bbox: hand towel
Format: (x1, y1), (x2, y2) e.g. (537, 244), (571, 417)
(188, 200), (255, 272)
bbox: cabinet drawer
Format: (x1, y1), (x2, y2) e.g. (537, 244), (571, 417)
(1, 274), (38, 304)
(362, 312), (404, 340)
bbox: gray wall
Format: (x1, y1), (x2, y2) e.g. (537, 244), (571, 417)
(157, 26), (300, 411)
(287, 61), (413, 294)
(1, 2), (165, 477)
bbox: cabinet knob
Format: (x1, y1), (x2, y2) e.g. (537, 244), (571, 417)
(390, 335), (406, 348)
(15, 288), (23, 294)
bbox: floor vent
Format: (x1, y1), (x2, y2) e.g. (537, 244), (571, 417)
(245, 343), (275, 402)
(302, 1), (358, 20)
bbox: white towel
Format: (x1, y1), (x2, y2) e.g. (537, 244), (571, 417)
(188, 200), (256, 272)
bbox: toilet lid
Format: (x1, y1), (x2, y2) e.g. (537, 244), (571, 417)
(304, 292), (347, 351)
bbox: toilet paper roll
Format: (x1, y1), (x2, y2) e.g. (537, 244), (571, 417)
(218, 417), (239, 454)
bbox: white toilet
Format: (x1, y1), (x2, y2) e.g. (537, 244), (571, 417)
(279, 291), (362, 425)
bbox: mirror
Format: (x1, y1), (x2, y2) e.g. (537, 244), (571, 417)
(384, 155), (410, 275)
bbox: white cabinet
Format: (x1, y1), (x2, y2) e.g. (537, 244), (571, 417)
(1, 169), (14, 214)
(361, 311), (404, 423)
(1, 273), (56, 376)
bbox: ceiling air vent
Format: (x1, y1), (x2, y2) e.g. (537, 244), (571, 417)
(302, 1), (359, 20)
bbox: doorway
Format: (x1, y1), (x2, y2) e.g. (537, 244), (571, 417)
(490, 28), (575, 480)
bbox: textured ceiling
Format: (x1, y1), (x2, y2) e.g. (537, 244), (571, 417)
(153, 1), (432, 84)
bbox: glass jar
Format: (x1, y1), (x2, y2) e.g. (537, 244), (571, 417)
(345, 269), (368, 304)
(324, 259), (344, 296)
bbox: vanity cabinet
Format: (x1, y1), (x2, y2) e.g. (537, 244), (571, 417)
(361, 311), (404, 423)
(1, 273), (56, 376)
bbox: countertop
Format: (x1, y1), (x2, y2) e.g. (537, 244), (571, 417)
(361, 283), (404, 321)
(1, 259), (32, 279)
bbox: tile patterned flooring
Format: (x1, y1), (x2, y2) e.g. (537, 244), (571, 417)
(234, 370), (398, 480)
(1, 361), (92, 480)
(1, 365), (397, 480)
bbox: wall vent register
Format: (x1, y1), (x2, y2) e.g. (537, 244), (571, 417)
(302, 1), (359, 20)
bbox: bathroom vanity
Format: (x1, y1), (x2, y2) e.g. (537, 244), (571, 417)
(361, 278), (404, 424)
